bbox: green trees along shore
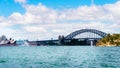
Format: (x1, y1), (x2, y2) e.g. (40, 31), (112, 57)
(97, 34), (120, 46)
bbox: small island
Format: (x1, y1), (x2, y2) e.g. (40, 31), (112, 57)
(96, 34), (120, 46)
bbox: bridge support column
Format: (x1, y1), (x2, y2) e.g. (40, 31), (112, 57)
(58, 35), (65, 45)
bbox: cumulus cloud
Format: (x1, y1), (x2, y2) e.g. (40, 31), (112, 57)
(25, 3), (58, 23)
(1, 1), (120, 40)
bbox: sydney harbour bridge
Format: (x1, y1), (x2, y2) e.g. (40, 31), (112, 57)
(36, 29), (107, 46)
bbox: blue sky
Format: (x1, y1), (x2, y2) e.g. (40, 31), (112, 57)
(0, 0), (120, 40)
(0, 0), (118, 17)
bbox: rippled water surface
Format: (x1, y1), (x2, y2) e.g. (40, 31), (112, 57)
(0, 46), (120, 68)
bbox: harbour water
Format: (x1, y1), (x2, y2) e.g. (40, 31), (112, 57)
(0, 46), (120, 68)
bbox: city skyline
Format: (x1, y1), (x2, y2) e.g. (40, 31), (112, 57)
(0, 0), (120, 40)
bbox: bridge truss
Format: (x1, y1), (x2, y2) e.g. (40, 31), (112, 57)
(65, 29), (107, 39)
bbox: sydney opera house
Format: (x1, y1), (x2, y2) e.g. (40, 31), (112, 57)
(0, 35), (16, 46)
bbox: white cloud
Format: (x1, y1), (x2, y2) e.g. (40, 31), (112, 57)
(23, 26), (47, 33)
(1, 1), (120, 40)
(25, 3), (58, 23)
(0, 16), (13, 28)
(14, 0), (26, 3)
(9, 1), (120, 25)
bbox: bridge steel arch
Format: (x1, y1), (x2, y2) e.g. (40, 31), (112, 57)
(65, 29), (107, 39)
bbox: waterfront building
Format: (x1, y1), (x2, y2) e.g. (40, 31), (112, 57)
(0, 35), (16, 45)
